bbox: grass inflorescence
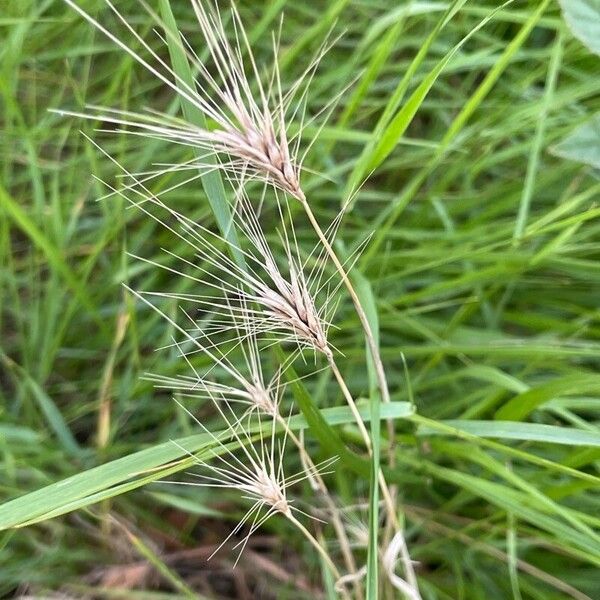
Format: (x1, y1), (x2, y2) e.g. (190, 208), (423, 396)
(1, 1), (600, 599)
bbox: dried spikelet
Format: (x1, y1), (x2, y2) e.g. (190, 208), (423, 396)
(58, 0), (328, 200)
(168, 394), (337, 563)
(149, 321), (283, 418)
(190, 0), (304, 199)
(151, 363), (280, 417)
(104, 159), (338, 356)
(86, 129), (345, 358)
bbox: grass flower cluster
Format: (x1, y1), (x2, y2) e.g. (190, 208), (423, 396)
(1, 1), (599, 599)
(57, 1), (420, 596)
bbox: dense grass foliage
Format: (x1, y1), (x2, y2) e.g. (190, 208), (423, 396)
(1, 1), (599, 598)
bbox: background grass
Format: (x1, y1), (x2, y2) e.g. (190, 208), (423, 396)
(1, 0), (600, 598)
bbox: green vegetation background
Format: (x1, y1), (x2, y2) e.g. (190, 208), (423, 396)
(1, 1), (599, 598)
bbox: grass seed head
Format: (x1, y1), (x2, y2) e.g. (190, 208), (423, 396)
(248, 466), (291, 517)
(61, 0), (307, 201)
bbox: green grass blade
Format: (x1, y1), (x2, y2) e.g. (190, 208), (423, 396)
(279, 0), (351, 71)
(344, 0), (469, 201)
(0, 402), (413, 530)
(513, 30), (563, 241)
(438, 0), (551, 148)
(1, 354), (81, 456)
(158, 0), (246, 271)
(0, 183), (109, 336)
(409, 458), (600, 561)
(331, 241), (392, 597)
(335, 20), (403, 134)
(496, 373), (600, 421)
(411, 415), (600, 485)
(419, 420), (600, 447)
(350, 267), (382, 598)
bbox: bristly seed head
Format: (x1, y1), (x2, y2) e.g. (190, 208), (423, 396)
(221, 121), (305, 202)
(148, 323), (283, 418)
(248, 467), (291, 517)
(256, 273), (330, 357)
(244, 381), (278, 417)
(166, 393), (338, 564)
(60, 0), (309, 201)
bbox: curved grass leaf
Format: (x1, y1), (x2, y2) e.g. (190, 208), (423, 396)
(0, 402), (413, 530)
(344, 0), (467, 202)
(419, 420), (600, 447)
(356, 0), (551, 262)
(495, 373), (600, 421)
(345, 0), (513, 201)
(430, 439), (600, 543)
(410, 415), (599, 484)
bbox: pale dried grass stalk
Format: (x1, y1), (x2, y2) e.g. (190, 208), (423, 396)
(383, 531), (422, 600)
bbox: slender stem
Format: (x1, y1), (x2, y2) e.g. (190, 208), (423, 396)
(303, 200), (421, 599)
(277, 414), (363, 599)
(330, 348), (421, 600)
(329, 357), (397, 529)
(328, 357), (372, 449)
(302, 200), (390, 405)
(289, 514), (352, 600)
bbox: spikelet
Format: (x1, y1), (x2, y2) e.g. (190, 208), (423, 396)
(149, 320), (283, 418)
(57, 0), (331, 200)
(168, 392), (337, 564)
(94, 144), (339, 357)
